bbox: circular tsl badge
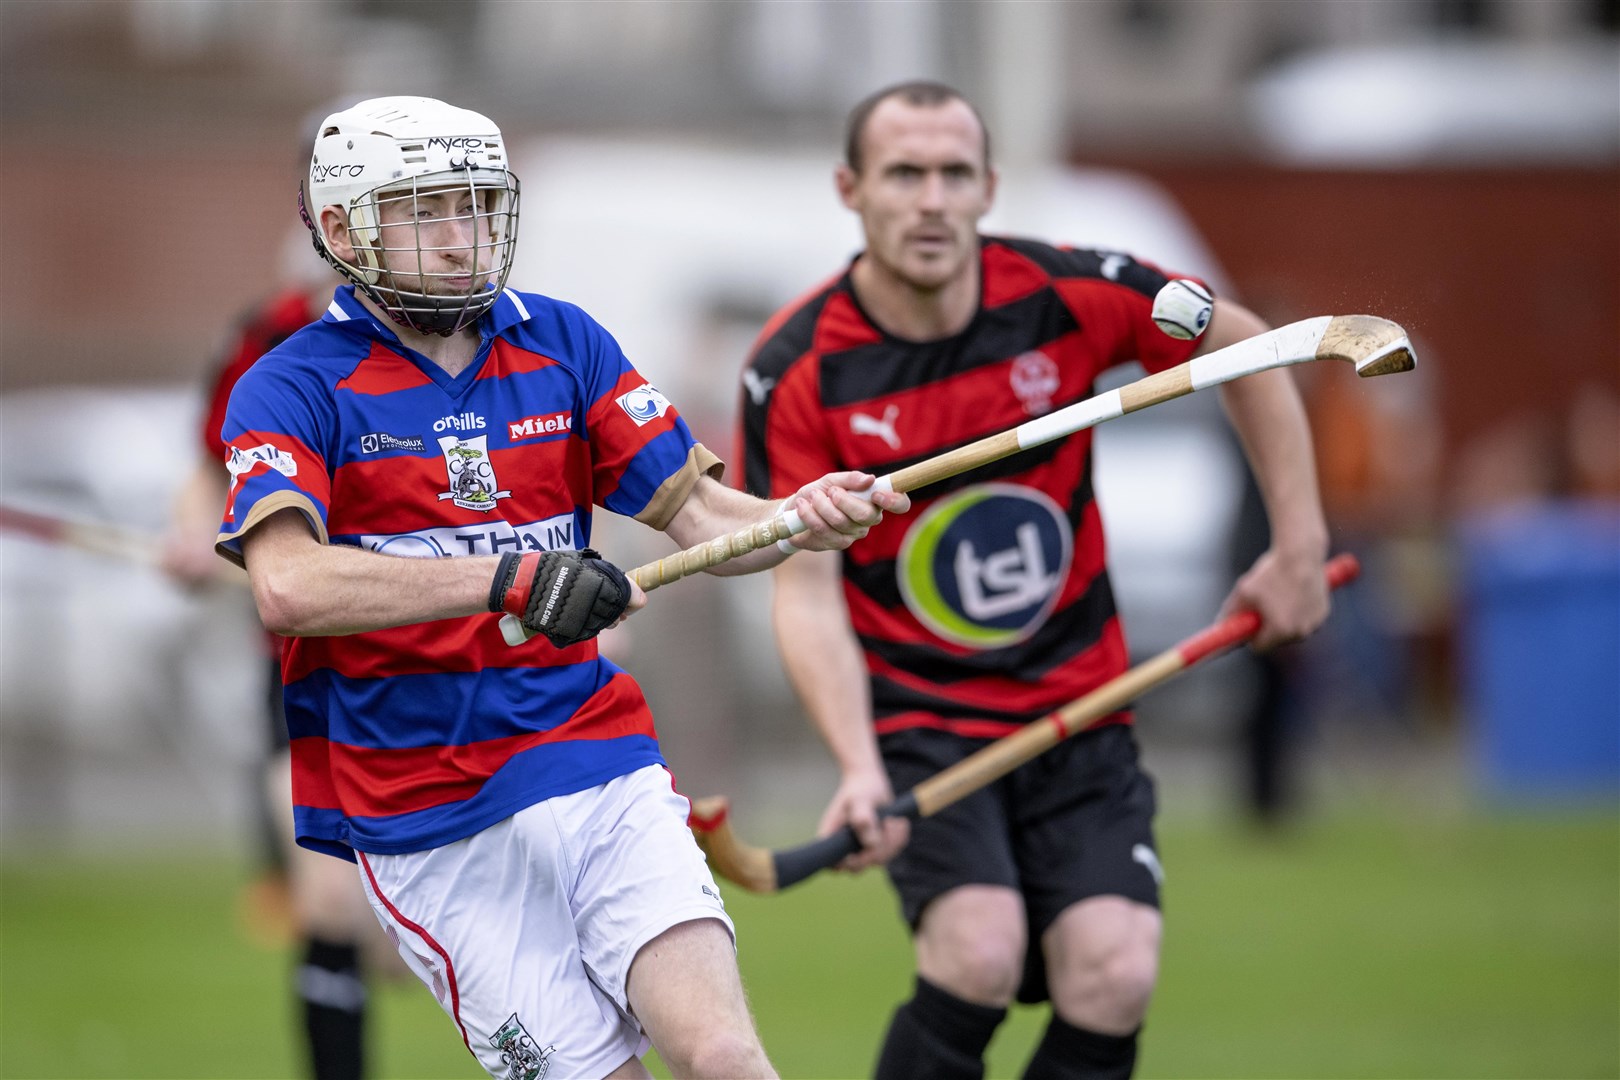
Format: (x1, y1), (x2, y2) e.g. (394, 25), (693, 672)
(897, 484), (1073, 648)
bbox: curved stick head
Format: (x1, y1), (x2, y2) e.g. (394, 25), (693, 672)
(1318, 315), (1418, 377)
(688, 795), (779, 894)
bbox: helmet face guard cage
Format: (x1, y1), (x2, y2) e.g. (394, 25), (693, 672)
(351, 169), (518, 336)
(301, 97), (522, 337)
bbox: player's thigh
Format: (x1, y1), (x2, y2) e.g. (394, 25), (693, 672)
(1011, 724), (1162, 935)
(880, 729), (1021, 930)
(624, 917), (757, 1059)
(357, 810), (645, 1080)
(557, 765), (734, 1018)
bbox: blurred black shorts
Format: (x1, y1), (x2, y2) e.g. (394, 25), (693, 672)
(878, 721), (1160, 1004)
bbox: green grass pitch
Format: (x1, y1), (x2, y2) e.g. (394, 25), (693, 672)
(2, 809), (1615, 1079)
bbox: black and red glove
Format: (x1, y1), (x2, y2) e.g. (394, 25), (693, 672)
(489, 549), (631, 648)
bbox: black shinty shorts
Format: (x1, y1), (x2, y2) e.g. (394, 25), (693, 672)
(878, 722), (1161, 1005)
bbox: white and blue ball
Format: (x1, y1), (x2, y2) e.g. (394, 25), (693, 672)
(1151, 279), (1214, 340)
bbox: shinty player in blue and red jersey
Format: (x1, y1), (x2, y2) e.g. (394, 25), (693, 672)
(214, 96), (907, 1080)
(740, 81), (1331, 1079)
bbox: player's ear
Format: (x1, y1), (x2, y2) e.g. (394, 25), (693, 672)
(319, 207), (355, 262)
(835, 163), (860, 210)
(981, 166), (998, 218)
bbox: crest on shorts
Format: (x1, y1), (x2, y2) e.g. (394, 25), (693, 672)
(438, 435), (511, 512)
(490, 1013), (555, 1080)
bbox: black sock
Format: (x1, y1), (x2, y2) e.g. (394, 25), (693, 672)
(873, 976), (1007, 1080)
(298, 937), (366, 1080)
(1021, 1015), (1139, 1080)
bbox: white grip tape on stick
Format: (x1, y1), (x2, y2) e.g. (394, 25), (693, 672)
(1189, 316), (1330, 391)
(1015, 390), (1124, 450)
(775, 503), (806, 554)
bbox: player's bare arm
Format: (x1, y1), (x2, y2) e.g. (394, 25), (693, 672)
(1201, 298), (1332, 649)
(239, 509), (499, 636)
(241, 509), (645, 645)
(661, 472), (911, 577)
(773, 547), (910, 870)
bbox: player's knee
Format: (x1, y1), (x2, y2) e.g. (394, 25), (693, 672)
(1051, 935), (1158, 1030)
(918, 921), (1025, 1005)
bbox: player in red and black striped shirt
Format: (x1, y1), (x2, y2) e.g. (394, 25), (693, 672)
(740, 82), (1331, 1080)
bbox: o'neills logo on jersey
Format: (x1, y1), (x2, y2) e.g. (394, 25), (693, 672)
(508, 411), (573, 442)
(433, 411), (486, 433)
(615, 384), (671, 427)
(437, 435), (511, 512)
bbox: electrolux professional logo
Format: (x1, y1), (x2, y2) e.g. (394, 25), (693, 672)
(358, 431), (427, 454)
(896, 484), (1072, 649)
(615, 384), (671, 426)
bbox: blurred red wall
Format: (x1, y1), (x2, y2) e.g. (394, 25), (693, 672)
(1111, 163), (1620, 455)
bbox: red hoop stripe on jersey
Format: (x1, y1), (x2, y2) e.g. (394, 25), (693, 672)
(292, 675), (656, 818)
(336, 341), (438, 396)
(872, 709), (1133, 739)
(359, 853), (471, 1054)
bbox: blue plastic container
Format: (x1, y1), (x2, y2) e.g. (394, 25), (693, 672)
(1456, 502), (1620, 800)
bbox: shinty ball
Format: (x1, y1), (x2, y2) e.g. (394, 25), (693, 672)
(1151, 279), (1214, 340)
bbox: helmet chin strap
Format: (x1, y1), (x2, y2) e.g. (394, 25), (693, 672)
(368, 281), (497, 337)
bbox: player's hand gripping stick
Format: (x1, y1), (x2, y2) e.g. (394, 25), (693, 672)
(688, 553), (1361, 894)
(490, 549), (632, 649)
(498, 314), (1412, 645)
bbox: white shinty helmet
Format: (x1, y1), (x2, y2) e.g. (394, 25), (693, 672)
(303, 96), (521, 336)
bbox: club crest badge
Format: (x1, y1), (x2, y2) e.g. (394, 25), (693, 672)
(1009, 351), (1060, 416)
(490, 1013), (555, 1080)
(437, 435), (511, 512)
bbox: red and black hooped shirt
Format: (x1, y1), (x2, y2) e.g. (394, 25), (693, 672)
(740, 236), (1205, 739)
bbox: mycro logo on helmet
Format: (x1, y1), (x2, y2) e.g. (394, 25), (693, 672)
(616, 385), (671, 427)
(312, 163), (366, 182)
(897, 484), (1072, 649)
(428, 137), (483, 150)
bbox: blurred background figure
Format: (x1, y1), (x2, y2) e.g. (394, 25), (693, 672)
(155, 99), (408, 1080)
(0, 2), (1614, 1077)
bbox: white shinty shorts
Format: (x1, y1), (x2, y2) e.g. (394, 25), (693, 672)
(356, 764), (734, 1080)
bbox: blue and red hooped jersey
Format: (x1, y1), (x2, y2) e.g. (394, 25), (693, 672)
(740, 237), (1205, 740)
(217, 286), (720, 860)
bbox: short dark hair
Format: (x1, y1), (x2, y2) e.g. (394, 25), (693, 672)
(843, 81), (991, 175)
